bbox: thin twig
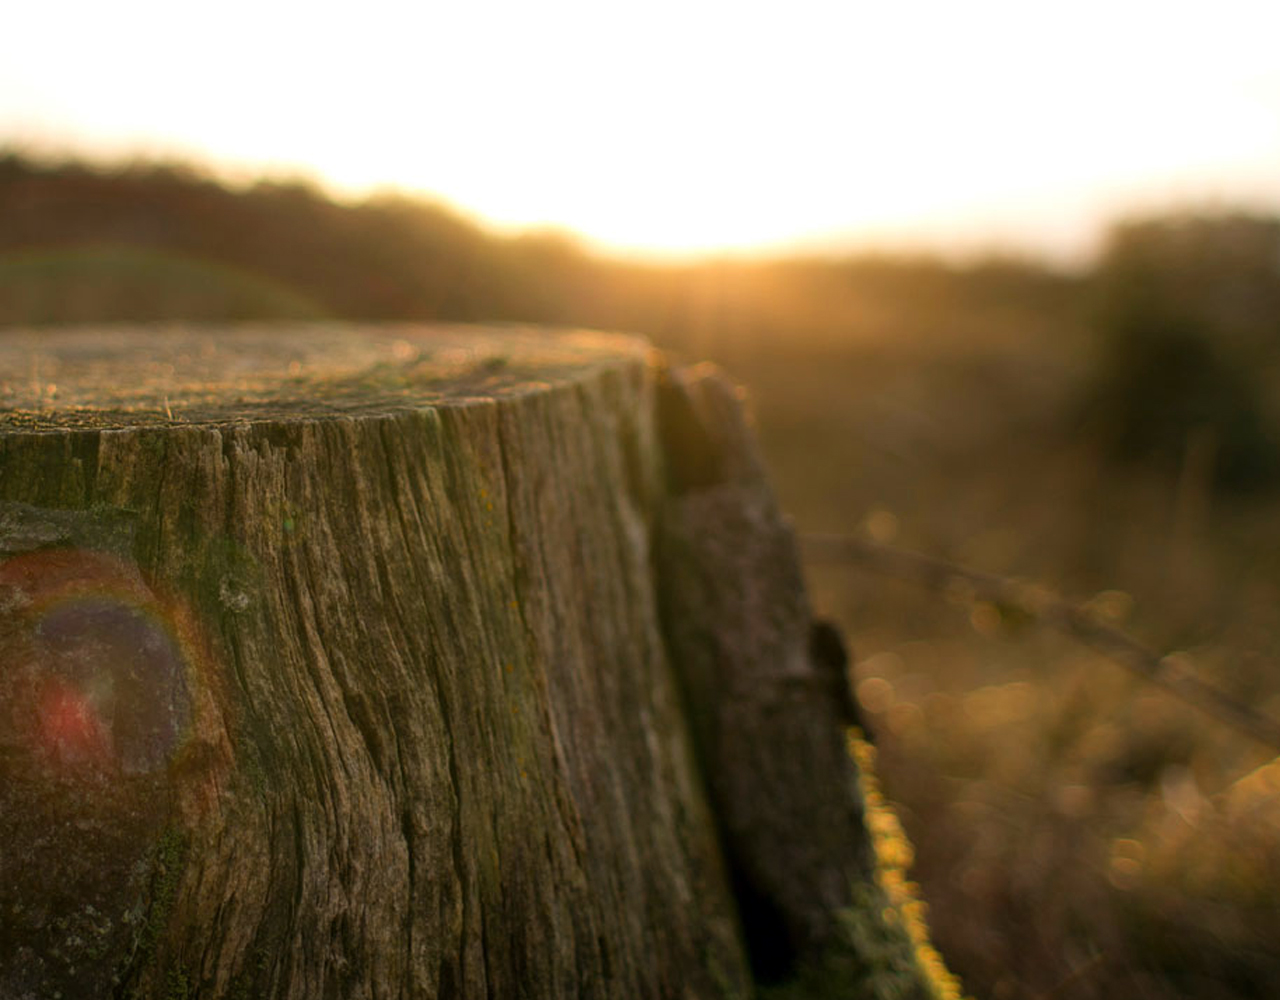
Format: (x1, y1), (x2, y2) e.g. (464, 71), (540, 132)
(1032, 950), (1110, 1000)
(802, 534), (1280, 751)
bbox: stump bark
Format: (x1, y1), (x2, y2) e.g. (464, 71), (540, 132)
(0, 325), (938, 999)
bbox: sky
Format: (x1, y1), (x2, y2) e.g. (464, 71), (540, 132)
(4, 0), (1280, 263)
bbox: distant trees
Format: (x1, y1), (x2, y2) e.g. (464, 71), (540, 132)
(1086, 212), (1280, 491)
(0, 155), (553, 324)
(0, 152), (1079, 351)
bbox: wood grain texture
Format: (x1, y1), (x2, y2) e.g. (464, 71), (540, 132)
(0, 324), (935, 999)
(1, 325), (745, 999)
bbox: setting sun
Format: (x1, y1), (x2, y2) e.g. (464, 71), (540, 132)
(4, 0), (1280, 259)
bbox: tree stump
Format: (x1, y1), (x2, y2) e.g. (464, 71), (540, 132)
(0, 325), (940, 999)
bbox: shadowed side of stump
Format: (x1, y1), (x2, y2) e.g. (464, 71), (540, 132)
(657, 366), (871, 975)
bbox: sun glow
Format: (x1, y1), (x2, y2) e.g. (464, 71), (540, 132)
(4, 0), (1280, 259)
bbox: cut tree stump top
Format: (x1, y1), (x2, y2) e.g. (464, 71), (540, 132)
(0, 323), (650, 429)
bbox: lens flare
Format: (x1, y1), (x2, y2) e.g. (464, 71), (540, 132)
(37, 677), (112, 766)
(0, 549), (195, 778)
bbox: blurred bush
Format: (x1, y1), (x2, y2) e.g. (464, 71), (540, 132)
(1085, 213), (1280, 492)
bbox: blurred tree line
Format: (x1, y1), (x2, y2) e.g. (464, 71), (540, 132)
(3, 152), (1280, 494)
(0, 152), (1079, 344)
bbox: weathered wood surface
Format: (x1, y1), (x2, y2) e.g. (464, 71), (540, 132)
(0, 325), (936, 999)
(657, 366), (875, 972)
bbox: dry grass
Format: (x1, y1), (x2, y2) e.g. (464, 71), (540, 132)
(728, 321), (1280, 1000)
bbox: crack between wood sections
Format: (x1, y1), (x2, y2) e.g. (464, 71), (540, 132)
(267, 455), (366, 987)
(493, 399), (590, 866)
(141, 427), (172, 576)
(373, 411), (474, 994)
(73, 427), (101, 504)
(216, 426), (296, 994)
(493, 397), (591, 984)
(372, 414), (446, 985)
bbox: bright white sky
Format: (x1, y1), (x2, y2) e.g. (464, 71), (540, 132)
(4, 0), (1280, 261)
